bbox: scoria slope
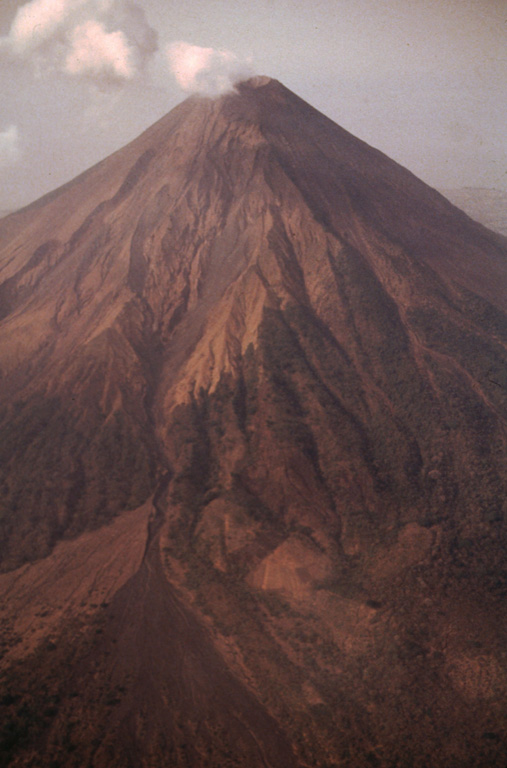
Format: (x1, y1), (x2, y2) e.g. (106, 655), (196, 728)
(0, 77), (506, 767)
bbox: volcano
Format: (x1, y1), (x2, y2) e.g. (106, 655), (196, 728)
(0, 76), (506, 767)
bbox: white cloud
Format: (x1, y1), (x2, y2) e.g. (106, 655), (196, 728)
(0, 126), (21, 166)
(2, 0), (157, 87)
(65, 20), (134, 80)
(166, 41), (254, 96)
(8, 0), (82, 53)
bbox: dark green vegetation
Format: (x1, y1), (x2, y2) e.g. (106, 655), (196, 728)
(0, 395), (157, 570)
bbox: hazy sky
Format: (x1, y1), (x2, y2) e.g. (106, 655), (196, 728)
(0, 0), (505, 211)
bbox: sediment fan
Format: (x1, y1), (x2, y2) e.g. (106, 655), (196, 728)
(0, 76), (506, 767)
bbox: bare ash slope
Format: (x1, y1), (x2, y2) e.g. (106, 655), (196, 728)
(0, 77), (506, 767)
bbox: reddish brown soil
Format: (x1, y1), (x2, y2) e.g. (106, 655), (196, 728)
(0, 77), (506, 767)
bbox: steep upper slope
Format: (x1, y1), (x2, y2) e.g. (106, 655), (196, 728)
(0, 77), (506, 767)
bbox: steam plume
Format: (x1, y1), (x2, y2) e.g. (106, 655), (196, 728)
(2, 0), (157, 87)
(167, 41), (253, 96)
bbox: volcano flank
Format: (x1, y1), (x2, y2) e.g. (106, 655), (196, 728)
(0, 77), (506, 767)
